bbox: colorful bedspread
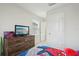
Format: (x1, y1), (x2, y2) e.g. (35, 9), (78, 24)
(18, 46), (79, 56)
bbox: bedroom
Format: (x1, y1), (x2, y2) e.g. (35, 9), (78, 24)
(0, 3), (79, 56)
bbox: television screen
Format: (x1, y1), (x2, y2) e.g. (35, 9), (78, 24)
(15, 25), (29, 36)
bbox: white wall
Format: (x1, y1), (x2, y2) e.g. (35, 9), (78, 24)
(47, 4), (79, 50)
(0, 4), (42, 37)
(64, 4), (79, 50)
(0, 4), (31, 35)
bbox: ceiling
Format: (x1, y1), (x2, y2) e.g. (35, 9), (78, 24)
(17, 3), (65, 18)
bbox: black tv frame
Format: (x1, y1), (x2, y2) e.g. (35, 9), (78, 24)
(15, 25), (29, 36)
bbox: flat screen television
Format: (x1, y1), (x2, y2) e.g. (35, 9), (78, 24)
(15, 25), (29, 36)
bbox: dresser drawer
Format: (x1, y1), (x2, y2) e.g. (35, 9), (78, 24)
(5, 35), (35, 56)
(8, 45), (25, 55)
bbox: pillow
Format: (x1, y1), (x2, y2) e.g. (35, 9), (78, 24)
(64, 48), (78, 56)
(45, 48), (65, 56)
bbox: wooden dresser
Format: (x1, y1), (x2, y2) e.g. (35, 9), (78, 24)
(4, 35), (35, 56)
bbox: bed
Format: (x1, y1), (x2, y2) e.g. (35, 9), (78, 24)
(18, 45), (79, 56)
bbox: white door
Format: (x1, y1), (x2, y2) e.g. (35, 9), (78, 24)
(32, 22), (40, 45)
(46, 13), (64, 49)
